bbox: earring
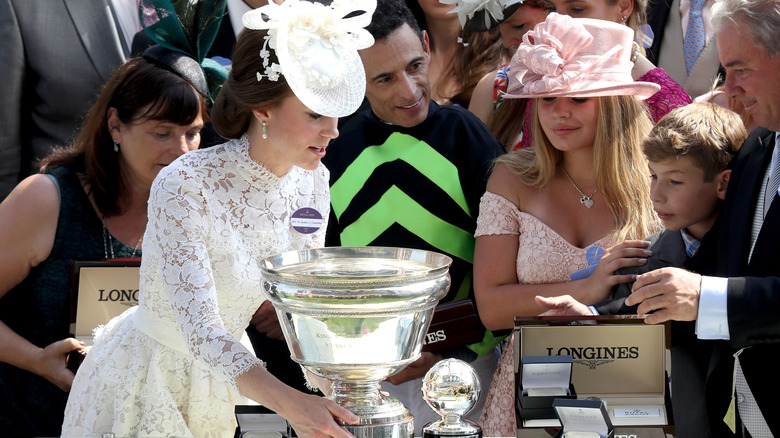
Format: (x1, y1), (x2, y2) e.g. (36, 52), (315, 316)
(621, 15), (628, 24)
(113, 140), (119, 153)
(262, 121), (268, 140)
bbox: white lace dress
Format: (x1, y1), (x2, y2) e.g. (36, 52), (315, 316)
(62, 135), (330, 438)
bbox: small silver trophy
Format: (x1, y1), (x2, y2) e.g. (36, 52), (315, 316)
(421, 359), (482, 438)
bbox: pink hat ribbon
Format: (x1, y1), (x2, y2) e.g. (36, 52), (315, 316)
(505, 13), (660, 99)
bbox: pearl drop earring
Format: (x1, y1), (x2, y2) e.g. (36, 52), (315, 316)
(113, 140), (119, 153)
(262, 121), (267, 140)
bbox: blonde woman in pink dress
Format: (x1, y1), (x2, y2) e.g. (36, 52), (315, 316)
(472, 13), (662, 436)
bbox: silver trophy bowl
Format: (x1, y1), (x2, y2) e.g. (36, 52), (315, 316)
(260, 247), (452, 438)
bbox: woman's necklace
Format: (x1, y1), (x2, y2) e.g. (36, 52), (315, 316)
(101, 216), (144, 259)
(561, 167), (597, 209)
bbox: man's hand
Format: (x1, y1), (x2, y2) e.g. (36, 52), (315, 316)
(626, 267), (702, 324)
(385, 351), (442, 385)
(250, 300), (285, 341)
(535, 295), (594, 316)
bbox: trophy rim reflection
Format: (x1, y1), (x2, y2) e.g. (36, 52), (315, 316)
(260, 246), (452, 437)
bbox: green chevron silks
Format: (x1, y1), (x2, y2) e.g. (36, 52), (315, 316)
(331, 132), (504, 358)
(331, 132), (471, 218)
(338, 186), (476, 265)
(331, 132), (473, 262)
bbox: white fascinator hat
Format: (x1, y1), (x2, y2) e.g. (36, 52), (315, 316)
(243, 0), (376, 118)
(439, 0), (527, 31)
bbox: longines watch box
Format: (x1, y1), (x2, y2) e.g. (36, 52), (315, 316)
(423, 299), (486, 352)
(517, 355), (576, 420)
(68, 259), (141, 345)
(513, 316), (673, 435)
(553, 399), (613, 438)
(234, 405), (291, 438)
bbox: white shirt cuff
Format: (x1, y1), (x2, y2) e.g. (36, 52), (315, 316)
(588, 306), (599, 315)
(696, 276), (730, 340)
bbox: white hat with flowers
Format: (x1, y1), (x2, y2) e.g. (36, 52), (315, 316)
(439, 0), (526, 31)
(243, 0), (376, 118)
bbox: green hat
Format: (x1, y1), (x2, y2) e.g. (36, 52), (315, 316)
(139, 0), (229, 102)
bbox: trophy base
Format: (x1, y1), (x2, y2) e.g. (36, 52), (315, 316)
(422, 429), (481, 438)
(331, 379), (416, 438)
(422, 418), (482, 438)
(344, 415), (414, 438)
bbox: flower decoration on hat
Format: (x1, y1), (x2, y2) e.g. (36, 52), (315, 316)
(439, 0), (525, 31)
(504, 13), (660, 100)
(511, 14), (603, 95)
(243, 0), (375, 118)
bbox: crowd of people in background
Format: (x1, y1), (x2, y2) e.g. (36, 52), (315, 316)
(1, 0), (779, 436)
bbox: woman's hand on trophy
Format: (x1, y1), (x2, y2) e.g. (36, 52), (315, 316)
(250, 300), (285, 341)
(282, 392), (359, 438)
(385, 351), (443, 385)
(32, 337), (86, 391)
(240, 364), (358, 437)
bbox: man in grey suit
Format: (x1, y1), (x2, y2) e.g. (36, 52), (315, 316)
(646, 0), (723, 99)
(0, 0), (130, 201)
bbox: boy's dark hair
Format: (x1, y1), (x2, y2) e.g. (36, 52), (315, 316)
(643, 102), (747, 181)
(366, 0), (424, 44)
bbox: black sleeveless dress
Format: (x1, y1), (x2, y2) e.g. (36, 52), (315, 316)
(0, 165), (140, 437)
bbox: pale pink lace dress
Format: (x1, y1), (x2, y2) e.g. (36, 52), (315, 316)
(475, 192), (616, 436)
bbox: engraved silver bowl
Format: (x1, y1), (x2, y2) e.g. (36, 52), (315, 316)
(260, 246), (452, 438)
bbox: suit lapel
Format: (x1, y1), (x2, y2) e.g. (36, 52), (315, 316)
(748, 134), (780, 276)
(657, 0), (686, 83)
(686, 41), (721, 98)
(645, 229), (689, 273)
(725, 129), (775, 273)
(64, 0), (127, 82)
(658, 230), (688, 266)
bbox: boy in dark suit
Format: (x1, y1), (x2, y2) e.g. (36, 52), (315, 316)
(538, 101), (747, 437)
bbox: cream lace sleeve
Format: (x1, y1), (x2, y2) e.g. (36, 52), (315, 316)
(475, 191), (521, 237)
(148, 166), (261, 390)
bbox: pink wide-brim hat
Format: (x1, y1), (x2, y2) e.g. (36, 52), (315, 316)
(504, 13), (661, 100)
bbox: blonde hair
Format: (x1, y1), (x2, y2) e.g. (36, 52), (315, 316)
(497, 95), (659, 241)
(643, 102), (745, 181)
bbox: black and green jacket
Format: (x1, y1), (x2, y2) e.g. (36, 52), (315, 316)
(323, 102), (505, 358)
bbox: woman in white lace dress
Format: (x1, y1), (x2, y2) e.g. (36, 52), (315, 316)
(471, 14), (663, 436)
(61, 1), (375, 437)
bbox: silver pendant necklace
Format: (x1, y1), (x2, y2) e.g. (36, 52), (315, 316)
(102, 216), (144, 259)
(561, 167), (597, 209)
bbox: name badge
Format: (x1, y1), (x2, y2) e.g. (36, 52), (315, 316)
(570, 245), (605, 281)
(291, 208), (323, 234)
